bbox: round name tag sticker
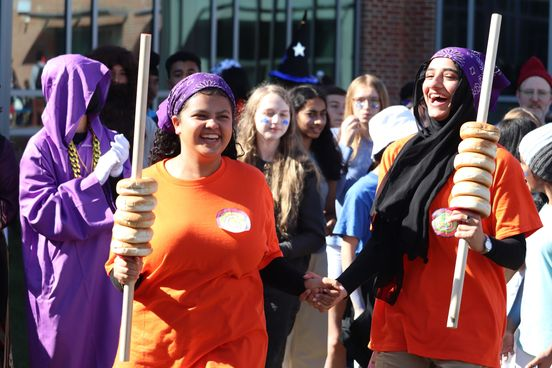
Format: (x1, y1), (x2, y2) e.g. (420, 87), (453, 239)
(216, 208), (251, 233)
(431, 208), (458, 238)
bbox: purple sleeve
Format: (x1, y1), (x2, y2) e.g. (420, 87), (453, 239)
(0, 137), (19, 228)
(19, 141), (114, 242)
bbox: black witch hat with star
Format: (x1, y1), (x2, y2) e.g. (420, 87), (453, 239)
(269, 11), (318, 85)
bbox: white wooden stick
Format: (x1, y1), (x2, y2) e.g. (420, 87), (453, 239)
(476, 14), (502, 124)
(119, 33), (151, 361)
(447, 13), (502, 329)
(446, 238), (469, 328)
(131, 34), (151, 179)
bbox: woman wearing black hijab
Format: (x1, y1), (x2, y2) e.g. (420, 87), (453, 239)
(327, 47), (543, 367)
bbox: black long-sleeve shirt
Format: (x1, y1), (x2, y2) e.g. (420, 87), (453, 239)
(337, 234), (526, 296)
(0, 136), (19, 229)
(254, 159), (326, 274)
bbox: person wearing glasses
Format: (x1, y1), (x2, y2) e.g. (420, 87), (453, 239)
(516, 56), (552, 124)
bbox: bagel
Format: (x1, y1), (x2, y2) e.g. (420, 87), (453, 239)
(449, 195), (491, 218)
(459, 121), (500, 142)
(451, 181), (491, 201)
(113, 210), (155, 228)
(458, 138), (497, 159)
(111, 238), (153, 257)
(453, 152), (496, 173)
(117, 177), (158, 196)
(116, 194), (157, 212)
(112, 224), (154, 243)
(453, 167), (493, 187)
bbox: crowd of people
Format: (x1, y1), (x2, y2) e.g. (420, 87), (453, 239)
(0, 38), (551, 368)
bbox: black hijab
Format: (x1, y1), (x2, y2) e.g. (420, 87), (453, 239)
(369, 60), (476, 303)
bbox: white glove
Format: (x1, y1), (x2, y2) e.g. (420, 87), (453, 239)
(94, 149), (120, 185)
(109, 134), (130, 178)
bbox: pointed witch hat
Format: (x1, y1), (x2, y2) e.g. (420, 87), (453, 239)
(269, 11), (318, 85)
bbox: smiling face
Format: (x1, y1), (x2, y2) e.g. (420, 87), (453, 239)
(296, 97), (327, 141)
(422, 57), (461, 122)
(172, 92), (233, 162)
(254, 92), (291, 143)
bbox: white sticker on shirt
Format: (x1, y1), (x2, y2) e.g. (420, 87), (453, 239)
(216, 208), (251, 233)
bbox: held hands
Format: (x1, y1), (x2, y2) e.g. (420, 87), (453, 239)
(113, 255), (143, 285)
(300, 272), (348, 312)
(94, 134), (130, 184)
(449, 209), (486, 253)
(339, 115), (360, 147)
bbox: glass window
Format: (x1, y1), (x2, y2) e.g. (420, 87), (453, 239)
(159, 0), (210, 90)
(441, 0), (468, 48)
(340, 0), (355, 87)
(98, 0), (153, 54)
(442, 0), (549, 96)
(72, 1), (92, 55)
(216, 0), (234, 61)
(474, 1), (549, 96)
(238, 0), (287, 84)
(312, 0), (336, 84)
(11, 0), (65, 128)
(441, 0), (550, 121)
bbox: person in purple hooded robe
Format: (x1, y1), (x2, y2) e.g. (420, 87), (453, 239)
(19, 54), (131, 368)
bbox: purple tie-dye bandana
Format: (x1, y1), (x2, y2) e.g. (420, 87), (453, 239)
(431, 47), (510, 112)
(157, 72), (236, 132)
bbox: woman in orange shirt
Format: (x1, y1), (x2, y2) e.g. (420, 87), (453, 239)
(329, 48), (543, 368)
(107, 73), (343, 367)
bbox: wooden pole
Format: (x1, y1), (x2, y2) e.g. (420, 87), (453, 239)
(119, 33), (151, 360)
(446, 14), (502, 329)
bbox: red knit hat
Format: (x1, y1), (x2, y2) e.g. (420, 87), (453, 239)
(517, 56), (552, 88)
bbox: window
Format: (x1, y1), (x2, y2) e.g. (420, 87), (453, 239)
(440, 0), (551, 121)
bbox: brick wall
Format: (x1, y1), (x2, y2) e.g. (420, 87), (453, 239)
(360, 0), (436, 105)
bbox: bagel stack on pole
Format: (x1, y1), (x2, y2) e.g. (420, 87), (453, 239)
(446, 14), (502, 329)
(110, 33), (155, 361)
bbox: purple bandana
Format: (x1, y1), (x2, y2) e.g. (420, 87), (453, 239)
(157, 72), (236, 132)
(431, 47), (510, 112)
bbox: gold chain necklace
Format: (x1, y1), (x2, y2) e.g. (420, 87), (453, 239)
(68, 129), (101, 178)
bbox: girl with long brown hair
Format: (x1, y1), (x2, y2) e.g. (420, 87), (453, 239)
(238, 84), (326, 368)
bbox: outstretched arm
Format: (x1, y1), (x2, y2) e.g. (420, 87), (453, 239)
(525, 344), (552, 368)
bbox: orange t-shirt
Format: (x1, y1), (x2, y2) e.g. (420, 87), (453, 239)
(369, 137), (542, 368)
(106, 157), (282, 367)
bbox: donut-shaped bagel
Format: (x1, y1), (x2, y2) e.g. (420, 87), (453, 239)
(113, 210), (155, 228)
(450, 195), (491, 218)
(116, 194), (156, 212)
(459, 121), (500, 142)
(453, 152), (496, 173)
(458, 138), (497, 159)
(111, 238), (153, 257)
(453, 167), (493, 187)
(112, 224), (154, 243)
(117, 177), (158, 196)
(451, 181), (491, 201)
